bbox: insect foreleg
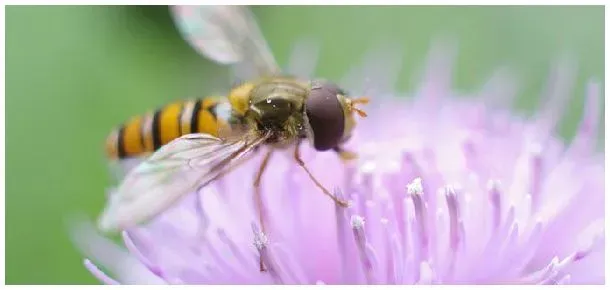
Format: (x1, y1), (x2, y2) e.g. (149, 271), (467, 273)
(293, 141), (350, 207)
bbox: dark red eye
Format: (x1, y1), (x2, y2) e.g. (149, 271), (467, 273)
(305, 81), (345, 151)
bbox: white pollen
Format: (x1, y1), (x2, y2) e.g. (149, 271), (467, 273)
(253, 231), (268, 250)
(407, 177), (424, 195)
(350, 215), (365, 229)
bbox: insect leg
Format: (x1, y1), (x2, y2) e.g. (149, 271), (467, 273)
(293, 142), (350, 207)
(253, 149), (273, 272)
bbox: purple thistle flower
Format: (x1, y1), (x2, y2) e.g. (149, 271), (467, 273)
(71, 42), (604, 285)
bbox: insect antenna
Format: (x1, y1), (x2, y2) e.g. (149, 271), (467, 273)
(348, 97), (370, 118)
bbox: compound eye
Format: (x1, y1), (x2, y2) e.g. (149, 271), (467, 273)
(305, 81), (345, 151)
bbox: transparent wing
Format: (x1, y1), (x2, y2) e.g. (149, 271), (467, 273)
(97, 132), (268, 233)
(170, 5), (281, 81)
(106, 157), (147, 184)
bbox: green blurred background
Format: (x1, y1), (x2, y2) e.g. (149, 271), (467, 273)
(5, 5), (604, 284)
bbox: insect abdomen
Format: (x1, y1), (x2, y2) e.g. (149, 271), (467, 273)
(105, 97), (229, 160)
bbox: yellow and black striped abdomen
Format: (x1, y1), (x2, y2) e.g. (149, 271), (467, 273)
(105, 97), (231, 160)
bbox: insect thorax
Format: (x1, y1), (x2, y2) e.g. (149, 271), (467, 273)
(242, 79), (309, 144)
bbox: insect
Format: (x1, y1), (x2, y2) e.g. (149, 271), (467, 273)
(98, 5), (369, 270)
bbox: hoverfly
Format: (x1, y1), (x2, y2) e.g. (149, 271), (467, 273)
(98, 6), (369, 269)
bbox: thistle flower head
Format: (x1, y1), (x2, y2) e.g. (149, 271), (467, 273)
(72, 42), (604, 285)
